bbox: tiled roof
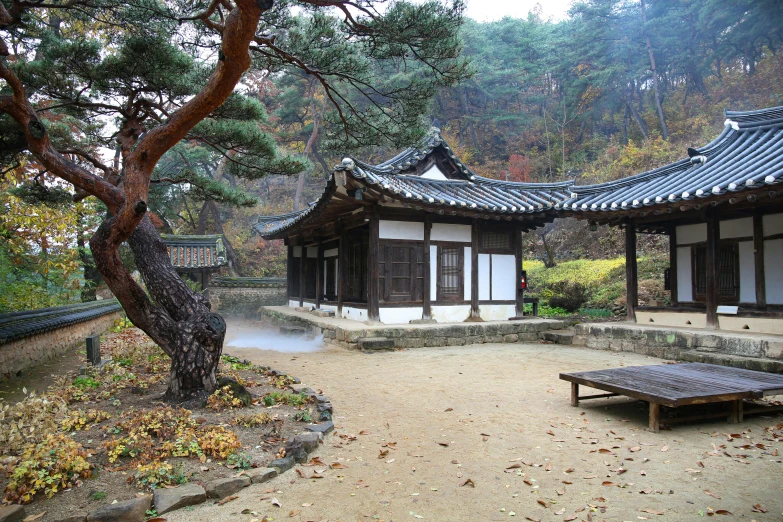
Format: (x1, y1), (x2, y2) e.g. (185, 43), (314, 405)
(0, 300), (122, 344)
(210, 277), (286, 288)
(253, 130), (573, 238)
(160, 234), (226, 269)
(561, 105), (783, 214)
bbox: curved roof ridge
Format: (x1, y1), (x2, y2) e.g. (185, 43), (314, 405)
(725, 104), (783, 122)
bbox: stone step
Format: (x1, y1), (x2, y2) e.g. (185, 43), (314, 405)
(540, 329), (575, 345)
(311, 309), (335, 318)
(279, 325), (308, 335)
(358, 337), (395, 352)
(679, 350), (783, 374)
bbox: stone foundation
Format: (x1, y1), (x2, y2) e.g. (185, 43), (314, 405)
(573, 322), (783, 373)
(260, 306), (565, 351)
(0, 311), (122, 381)
(207, 278), (286, 315)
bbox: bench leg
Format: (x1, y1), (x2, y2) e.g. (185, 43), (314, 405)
(570, 383), (579, 407)
(532, 302), (538, 316)
(648, 402), (660, 433)
(728, 400), (743, 424)
(737, 400), (744, 423)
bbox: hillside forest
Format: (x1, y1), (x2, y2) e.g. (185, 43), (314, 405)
(2, 0), (783, 314)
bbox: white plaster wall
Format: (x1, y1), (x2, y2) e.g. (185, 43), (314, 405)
(720, 217), (752, 239)
(719, 316), (783, 335)
(324, 248), (338, 257)
(635, 311), (706, 328)
(676, 246), (693, 302)
(676, 223), (707, 245)
(341, 306), (368, 321)
(432, 305), (471, 323)
(288, 299), (298, 308)
(463, 246), (472, 301)
(379, 220), (424, 241)
(379, 307), (423, 324)
(491, 254), (516, 300)
(738, 241), (756, 304)
(431, 223), (471, 242)
(430, 245), (437, 298)
(478, 254), (491, 300)
(317, 303), (337, 313)
(764, 239), (783, 304)
(763, 213), (783, 237)
(293, 246), (302, 257)
(306, 246), (317, 258)
(480, 304), (515, 321)
(420, 164), (448, 180)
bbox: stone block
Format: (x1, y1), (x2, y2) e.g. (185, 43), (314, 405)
(280, 326), (307, 336)
(503, 334), (519, 343)
(305, 421), (334, 435)
(446, 337), (466, 346)
(358, 336), (394, 351)
(518, 333), (539, 342)
(86, 496), (151, 522)
(765, 341), (783, 360)
(486, 335), (503, 344)
(270, 455), (295, 473)
(316, 401), (333, 413)
(154, 483), (206, 514)
(206, 476), (251, 499)
(0, 505), (25, 522)
(244, 467), (278, 484)
(322, 329), (336, 339)
(311, 309), (335, 318)
(293, 431), (323, 452)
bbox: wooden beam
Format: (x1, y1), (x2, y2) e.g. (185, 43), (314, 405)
(316, 241), (324, 309)
(469, 219), (481, 320)
(625, 220), (638, 321)
(669, 226), (678, 305)
(753, 212), (766, 309)
(367, 206), (380, 322)
(298, 246), (304, 308)
(515, 224), (524, 317)
(705, 208), (719, 329)
(337, 229), (346, 315)
(423, 216), (432, 320)
(286, 245), (293, 303)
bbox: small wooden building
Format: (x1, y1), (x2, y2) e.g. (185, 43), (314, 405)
(161, 234), (227, 290)
(562, 106), (783, 335)
(254, 131), (571, 324)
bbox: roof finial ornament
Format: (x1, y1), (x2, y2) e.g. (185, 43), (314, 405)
(341, 157), (355, 171)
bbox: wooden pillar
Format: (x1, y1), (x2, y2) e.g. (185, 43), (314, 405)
(705, 208), (719, 329)
(753, 212), (766, 309)
(669, 226), (678, 305)
(337, 230), (345, 315)
(469, 219), (481, 320)
(367, 206), (380, 322)
(286, 243), (293, 304)
(423, 217), (432, 320)
(625, 220), (638, 321)
(315, 241), (324, 309)
(514, 224), (524, 318)
(298, 245), (305, 308)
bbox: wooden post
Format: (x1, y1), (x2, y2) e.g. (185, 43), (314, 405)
(648, 402), (660, 433)
(469, 219), (481, 320)
(669, 226), (678, 305)
(753, 212), (766, 309)
(705, 209), (719, 329)
(423, 217), (432, 320)
(286, 244), (293, 304)
(514, 224), (524, 318)
(570, 383), (579, 407)
(316, 241), (324, 309)
(337, 230), (345, 316)
(298, 245), (305, 308)
(625, 220), (638, 321)
(367, 206), (380, 322)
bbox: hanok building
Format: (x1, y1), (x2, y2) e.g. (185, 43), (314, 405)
(161, 234), (227, 290)
(254, 131), (572, 324)
(562, 106), (783, 335)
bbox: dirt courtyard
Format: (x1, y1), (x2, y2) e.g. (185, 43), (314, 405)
(166, 334), (783, 522)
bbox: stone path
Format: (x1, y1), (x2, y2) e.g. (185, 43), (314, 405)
(165, 339), (783, 522)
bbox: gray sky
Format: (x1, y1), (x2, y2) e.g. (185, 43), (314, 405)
(464, 0), (574, 21)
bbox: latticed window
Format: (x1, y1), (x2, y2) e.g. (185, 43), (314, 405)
(438, 245), (463, 301)
(481, 230), (510, 251)
(693, 244), (739, 300)
(379, 244), (424, 302)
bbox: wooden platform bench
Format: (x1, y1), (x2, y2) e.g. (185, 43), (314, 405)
(524, 297), (539, 317)
(560, 363), (783, 432)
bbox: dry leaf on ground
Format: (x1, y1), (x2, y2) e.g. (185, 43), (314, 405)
(218, 496), (239, 505)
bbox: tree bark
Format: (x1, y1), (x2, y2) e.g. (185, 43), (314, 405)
(640, 0), (668, 140)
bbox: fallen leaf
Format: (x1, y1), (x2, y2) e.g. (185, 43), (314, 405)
(146, 519), (167, 522)
(751, 504), (767, 513)
(218, 496), (239, 505)
(556, 489), (565, 496)
(359, 430), (370, 435)
(330, 463), (348, 469)
(296, 468), (306, 478)
(601, 481), (616, 487)
(583, 475), (597, 479)
(445, 407), (453, 412)
(23, 514), (46, 522)
(272, 498), (282, 507)
(438, 442), (450, 447)
(525, 517), (541, 522)
(629, 446), (641, 452)
(555, 508), (565, 515)
(460, 478), (475, 487)
(545, 462), (552, 471)
(523, 479), (533, 486)
(306, 457), (326, 466)
(639, 489), (653, 494)
(640, 508), (664, 515)
(714, 510), (732, 515)
(564, 467), (574, 473)
(309, 474), (324, 479)
(386, 458), (395, 464)
(546, 430), (555, 436)
(564, 516), (577, 521)
(301, 503), (312, 507)
(660, 445), (669, 452)
(289, 510), (301, 517)
(537, 499), (548, 508)
(704, 490), (721, 499)
(379, 450), (389, 458)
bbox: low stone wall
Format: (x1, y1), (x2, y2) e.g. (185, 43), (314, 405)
(260, 306), (565, 351)
(573, 322), (783, 373)
(207, 277), (287, 315)
(0, 310), (122, 381)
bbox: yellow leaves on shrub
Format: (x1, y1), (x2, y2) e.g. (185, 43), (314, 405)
(103, 406), (241, 465)
(206, 385), (244, 411)
(0, 393), (68, 454)
(61, 409), (112, 432)
(3, 433), (92, 504)
(232, 412), (273, 427)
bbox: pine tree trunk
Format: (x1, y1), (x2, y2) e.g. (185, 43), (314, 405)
(640, 0), (668, 140)
(90, 216), (225, 401)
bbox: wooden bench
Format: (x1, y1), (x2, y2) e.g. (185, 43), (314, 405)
(560, 363), (783, 432)
(524, 297), (539, 317)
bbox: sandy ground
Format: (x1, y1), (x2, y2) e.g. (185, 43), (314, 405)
(163, 332), (783, 522)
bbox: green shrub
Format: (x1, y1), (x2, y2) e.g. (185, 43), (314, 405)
(547, 281), (589, 312)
